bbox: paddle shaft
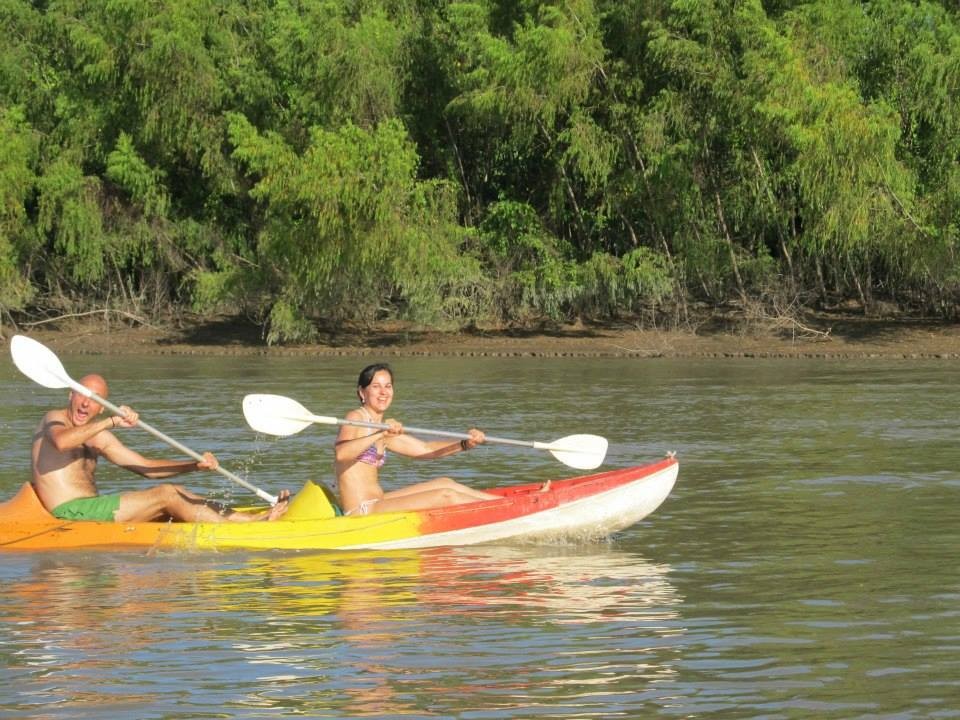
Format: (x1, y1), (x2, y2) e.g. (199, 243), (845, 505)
(335, 417), (549, 450)
(241, 393), (607, 469)
(74, 383), (278, 505)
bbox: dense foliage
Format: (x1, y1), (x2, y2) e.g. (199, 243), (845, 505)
(1, 0), (958, 342)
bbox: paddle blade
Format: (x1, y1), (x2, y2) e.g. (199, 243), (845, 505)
(242, 394), (314, 436)
(10, 335), (72, 390)
(543, 434), (608, 470)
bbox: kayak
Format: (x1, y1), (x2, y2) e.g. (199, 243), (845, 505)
(0, 455), (678, 552)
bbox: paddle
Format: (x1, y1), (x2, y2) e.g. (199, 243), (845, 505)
(242, 393), (608, 470)
(9, 334), (279, 505)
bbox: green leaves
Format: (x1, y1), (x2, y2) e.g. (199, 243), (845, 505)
(229, 114), (473, 341)
(106, 133), (169, 218)
(36, 157), (107, 284)
(0, 105), (35, 308)
(2, 0), (960, 335)
(267, 1), (414, 128)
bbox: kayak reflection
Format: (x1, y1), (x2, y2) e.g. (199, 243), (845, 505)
(217, 545), (683, 715)
(212, 545), (682, 625)
(1, 546), (682, 718)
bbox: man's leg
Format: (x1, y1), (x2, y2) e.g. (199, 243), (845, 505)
(116, 484), (230, 523)
(116, 484), (288, 523)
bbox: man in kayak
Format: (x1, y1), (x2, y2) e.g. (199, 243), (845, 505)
(334, 363), (498, 515)
(31, 373), (289, 522)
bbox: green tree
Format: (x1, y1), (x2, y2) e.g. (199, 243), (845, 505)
(747, 0), (919, 308)
(4, 0), (960, 338)
(226, 114), (483, 342)
(0, 106), (36, 312)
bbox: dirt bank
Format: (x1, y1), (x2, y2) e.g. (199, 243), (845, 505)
(5, 311), (960, 359)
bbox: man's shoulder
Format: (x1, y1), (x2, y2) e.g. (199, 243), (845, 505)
(37, 407), (67, 429)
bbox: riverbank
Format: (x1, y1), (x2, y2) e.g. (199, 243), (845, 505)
(5, 310), (960, 359)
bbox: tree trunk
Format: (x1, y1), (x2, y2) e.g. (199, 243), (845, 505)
(714, 191), (747, 303)
(751, 148), (795, 287)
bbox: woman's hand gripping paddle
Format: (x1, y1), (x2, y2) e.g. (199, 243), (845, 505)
(9, 334), (280, 505)
(242, 393), (608, 470)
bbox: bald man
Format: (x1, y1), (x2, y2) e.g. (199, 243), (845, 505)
(31, 373), (287, 523)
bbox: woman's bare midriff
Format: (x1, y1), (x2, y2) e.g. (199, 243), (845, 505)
(336, 461), (384, 514)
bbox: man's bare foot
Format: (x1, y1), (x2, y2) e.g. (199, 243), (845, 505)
(539, 480), (551, 493)
(265, 489), (290, 521)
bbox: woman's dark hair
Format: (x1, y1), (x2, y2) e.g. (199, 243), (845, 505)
(357, 363), (394, 391)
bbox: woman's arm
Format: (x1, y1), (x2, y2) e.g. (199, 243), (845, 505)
(333, 413), (401, 463)
(387, 428), (485, 460)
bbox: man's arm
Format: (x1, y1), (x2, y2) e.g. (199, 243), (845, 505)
(68, 406), (219, 479)
(89, 432), (219, 480)
(46, 412), (122, 452)
(96, 434), (219, 479)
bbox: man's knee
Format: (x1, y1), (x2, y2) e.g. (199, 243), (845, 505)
(157, 483), (187, 501)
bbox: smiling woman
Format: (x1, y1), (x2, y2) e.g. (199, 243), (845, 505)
(333, 363), (499, 515)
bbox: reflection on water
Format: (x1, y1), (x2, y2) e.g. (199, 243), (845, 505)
(1, 546), (682, 718)
(3, 355), (960, 717)
(231, 547), (682, 717)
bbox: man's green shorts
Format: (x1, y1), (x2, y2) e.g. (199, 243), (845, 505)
(50, 494), (121, 521)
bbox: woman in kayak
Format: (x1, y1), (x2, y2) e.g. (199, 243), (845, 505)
(334, 363), (498, 515)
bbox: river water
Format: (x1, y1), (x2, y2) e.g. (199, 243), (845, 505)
(1, 353), (958, 718)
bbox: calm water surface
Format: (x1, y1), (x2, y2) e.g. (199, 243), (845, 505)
(1, 353), (958, 718)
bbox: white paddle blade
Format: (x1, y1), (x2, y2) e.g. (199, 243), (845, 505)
(10, 335), (72, 389)
(242, 394), (315, 436)
(543, 434), (608, 470)
(242, 393), (342, 437)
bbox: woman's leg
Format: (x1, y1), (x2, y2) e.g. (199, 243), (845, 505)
(384, 477), (497, 502)
(372, 486), (491, 513)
